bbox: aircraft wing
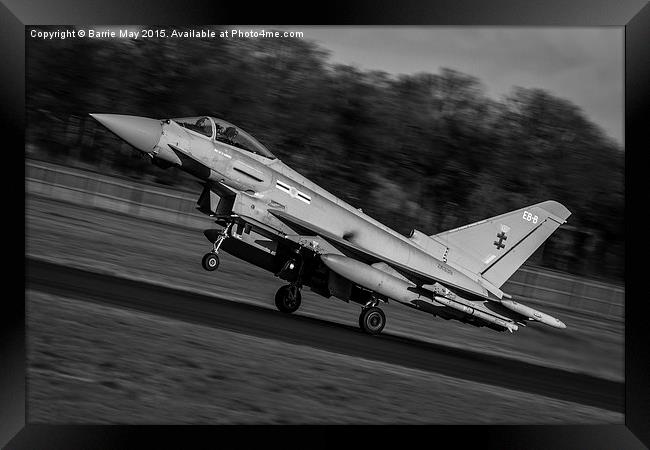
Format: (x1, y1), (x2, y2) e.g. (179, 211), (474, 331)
(268, 208), (566, 330)
(268, 208), (438, 285)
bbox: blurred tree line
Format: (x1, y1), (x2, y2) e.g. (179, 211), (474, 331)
(26, 27), (624, 283)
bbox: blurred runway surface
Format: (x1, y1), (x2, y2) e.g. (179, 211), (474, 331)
(27, 257), (623, 412)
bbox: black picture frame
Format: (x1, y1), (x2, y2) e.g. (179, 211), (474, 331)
(6, 0), (648, 448)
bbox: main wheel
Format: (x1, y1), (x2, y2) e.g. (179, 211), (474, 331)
(202, 252), (220, 271)
(359, 307), (386, 335)
(274, 285), (302, 313)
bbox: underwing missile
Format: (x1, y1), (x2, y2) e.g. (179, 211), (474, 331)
(320, 254), (518, 332)
(433, 296), (518, 333)
(499, 299), (566, 329)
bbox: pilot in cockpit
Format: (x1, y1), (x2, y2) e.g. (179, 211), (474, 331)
(194, 117), (213, 137)
(223, 126), (238, 140)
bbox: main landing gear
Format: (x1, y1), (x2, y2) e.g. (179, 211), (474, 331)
(201, 223), (232, 271)
(274, 250), (304, 314)
(358, 300), (386, 335)
(274, 284), (302, 314)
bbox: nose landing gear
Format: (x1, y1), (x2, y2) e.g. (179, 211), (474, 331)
(202, 252), (220, 271)
(201, 222), (232, 271)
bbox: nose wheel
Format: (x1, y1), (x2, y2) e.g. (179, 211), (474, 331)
(275, 284), (302, 314)
(202, 252), (220, 271)
(359, 306), (386, 335)
(201, 222), (232, 271)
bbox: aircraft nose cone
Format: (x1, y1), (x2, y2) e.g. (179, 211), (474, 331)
(90, 114), (162, 153)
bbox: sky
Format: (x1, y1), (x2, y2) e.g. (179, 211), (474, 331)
(281, 27), (624, 146)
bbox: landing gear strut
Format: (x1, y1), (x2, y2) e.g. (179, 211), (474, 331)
(201, 222), (232, 271)
(359, 303), (386, 335)
(275, 284), (302, 314)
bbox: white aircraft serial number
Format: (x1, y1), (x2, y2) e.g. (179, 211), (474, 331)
(522, 211), (538, 223)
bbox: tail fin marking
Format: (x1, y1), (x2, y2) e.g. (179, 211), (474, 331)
(430, 201), (570, 288)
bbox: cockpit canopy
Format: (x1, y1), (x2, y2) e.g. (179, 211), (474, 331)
(173, 116), (275, 159)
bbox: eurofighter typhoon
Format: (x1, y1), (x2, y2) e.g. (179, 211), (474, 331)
(91, 114), (570, 335)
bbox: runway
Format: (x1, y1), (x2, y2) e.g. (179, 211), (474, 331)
(26, 257), (623, 413)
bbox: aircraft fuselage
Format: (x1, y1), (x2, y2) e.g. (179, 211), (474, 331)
(155, 117), (489, 300)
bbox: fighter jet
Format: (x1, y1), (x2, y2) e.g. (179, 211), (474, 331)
(91, 113), (571, 335)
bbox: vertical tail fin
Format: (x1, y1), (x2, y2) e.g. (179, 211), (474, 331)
(431, 201), (571, 288)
